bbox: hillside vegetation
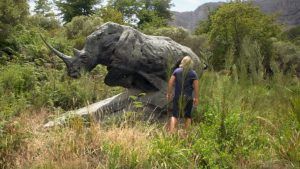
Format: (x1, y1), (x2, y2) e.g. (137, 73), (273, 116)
(0, 1), (299, 168)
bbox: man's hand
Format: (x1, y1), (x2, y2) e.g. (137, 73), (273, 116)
(193, 79), (199, 106)
(193, 97), (199, 106)
(166, 93), (172, 101)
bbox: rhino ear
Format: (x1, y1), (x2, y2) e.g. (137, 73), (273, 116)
(73, 48), (81, 57)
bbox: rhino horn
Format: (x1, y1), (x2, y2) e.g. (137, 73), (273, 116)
(40, 35), (73, 66)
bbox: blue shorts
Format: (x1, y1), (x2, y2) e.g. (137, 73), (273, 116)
(172, 97), (193, 118)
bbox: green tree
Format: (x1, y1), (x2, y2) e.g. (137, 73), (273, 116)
(55, 0), (102, 22)
(138, 0), (173, 29)
(97, 7), (124, 24)
(208, 2), (280, 72)
(33, 0), (59, 30)
(137, 10), (166, 29)
(0, 0), (29, 49)
(107, 0), (172, 28)
(107, 0), (141, 24)
(194, 8), (218, 35)
(282, 25), (300, 46)
(34, 0), (52, 16)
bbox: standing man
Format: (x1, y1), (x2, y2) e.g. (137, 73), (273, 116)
(167, 56), (199, 133)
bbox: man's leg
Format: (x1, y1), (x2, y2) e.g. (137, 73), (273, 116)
(184, 99), (193, 130)
(169, 98), (179, 133)
(169, 116), (178, 133)
(184, 118), (191, 129)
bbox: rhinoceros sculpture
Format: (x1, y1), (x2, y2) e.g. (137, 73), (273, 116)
(42, 22), (205, 127)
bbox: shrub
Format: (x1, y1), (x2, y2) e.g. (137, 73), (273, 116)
(0, 64), (33, 168)
(143, 27), (210, 60)
(28, 14), (60, 31)
(150, 135), (192, 168)
(273, 40), (300, 77)
(0, 119), (27, 169)
(282, 25), (300, 43)
(64, 15), (103, 49)
(0, 64), (36, 94)
(208, 2), (280, 71)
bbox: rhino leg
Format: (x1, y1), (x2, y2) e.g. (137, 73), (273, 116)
(43, 89), (170, 128)
(44, 92), (130, 128)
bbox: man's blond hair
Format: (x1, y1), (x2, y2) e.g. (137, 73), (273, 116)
(179, 56), (193, 69)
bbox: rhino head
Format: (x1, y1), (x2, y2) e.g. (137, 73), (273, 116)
(41, 39), (90, 78)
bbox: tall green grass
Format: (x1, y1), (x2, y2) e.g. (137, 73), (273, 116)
(0, 62), (299, 168)
(1, 68), (299, 168)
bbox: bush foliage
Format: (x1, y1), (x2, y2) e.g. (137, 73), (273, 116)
(0, 1), (299, 168)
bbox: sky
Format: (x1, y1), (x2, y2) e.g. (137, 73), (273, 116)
(29, 0), (228, 13)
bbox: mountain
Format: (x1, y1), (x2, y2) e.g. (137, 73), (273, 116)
(170, 0), (300, 31)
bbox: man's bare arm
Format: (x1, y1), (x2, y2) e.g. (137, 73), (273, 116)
(167, 75), (175, 101)
(193, 79), (199, 106)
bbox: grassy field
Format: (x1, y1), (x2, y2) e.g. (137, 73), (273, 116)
(0, 63), (299, 169)
(1, 1), (300, 168)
